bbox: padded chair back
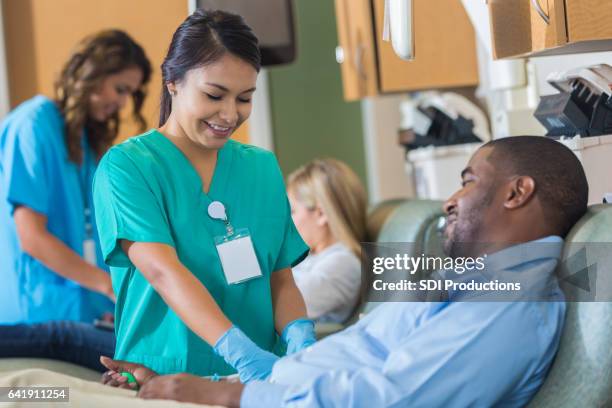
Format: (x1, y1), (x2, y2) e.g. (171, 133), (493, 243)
(528, 204), (612, 407)
(376, 199), (445, 245)
(359, 199), (444, 315)
(359, 200), (612, 405)
(366, 199), (406, 242)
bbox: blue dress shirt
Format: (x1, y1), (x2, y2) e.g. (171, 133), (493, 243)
(242, 236), (566, 407)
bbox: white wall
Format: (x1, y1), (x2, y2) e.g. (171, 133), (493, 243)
(0, 2), (10, 119)
(361, 95), (415, 203)
(249, 69), (275, 151)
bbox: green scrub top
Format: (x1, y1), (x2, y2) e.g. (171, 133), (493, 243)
(92, 129), (308, 376)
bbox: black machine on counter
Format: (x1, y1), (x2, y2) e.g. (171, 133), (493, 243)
(534, 64), (612, 137)
(398, 92), (490, 151)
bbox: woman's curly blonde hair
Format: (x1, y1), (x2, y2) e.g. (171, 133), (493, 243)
(54, 29), (151, 163)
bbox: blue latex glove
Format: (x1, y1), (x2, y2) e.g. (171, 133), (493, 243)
(214, 326), (278, 383)
(281, 318), (317, 355)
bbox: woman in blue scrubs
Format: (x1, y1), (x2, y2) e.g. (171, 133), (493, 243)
(95, 10), (315, 382)
(0, 30), (151, 324)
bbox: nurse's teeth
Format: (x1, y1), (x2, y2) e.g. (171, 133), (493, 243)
(208, 122), (230, 131)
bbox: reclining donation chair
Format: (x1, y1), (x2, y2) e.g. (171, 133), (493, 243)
(528, 204), (612, 407)
(364, 200), (612, 407)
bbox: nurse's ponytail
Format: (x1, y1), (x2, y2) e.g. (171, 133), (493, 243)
(159, 9), (261, 126)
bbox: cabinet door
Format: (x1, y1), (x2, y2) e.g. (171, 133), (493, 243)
(565, 0), (612, 42)
(372, 0), (479, 92)
(529, 0), (567, 50)
(489, 0), (566, 59)
(334, 0), (378, 101)
(3, 0), (189, 142)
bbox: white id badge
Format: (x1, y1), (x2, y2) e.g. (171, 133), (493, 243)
(214, 228), (262, 285)
(83, 239), (97, 265)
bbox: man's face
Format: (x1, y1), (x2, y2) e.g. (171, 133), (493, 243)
(443, 146), (499, 257)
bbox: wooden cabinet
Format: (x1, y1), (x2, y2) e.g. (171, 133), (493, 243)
(3, 0), (189, 142)
(334, 0), (379, 100)
(334, 0), (479, 101)
(489, 0), (612, 59)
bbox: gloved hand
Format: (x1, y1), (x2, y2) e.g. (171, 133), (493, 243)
(214, 326), (278, 383)
(281, 318), (317, 355)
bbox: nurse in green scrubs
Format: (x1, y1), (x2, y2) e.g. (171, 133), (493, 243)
(93, 9), (315, 382)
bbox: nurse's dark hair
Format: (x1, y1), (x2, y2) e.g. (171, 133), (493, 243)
(55, 29), (151, 164)
(485, 136), (589, 237)
(159, 9), (261, 126)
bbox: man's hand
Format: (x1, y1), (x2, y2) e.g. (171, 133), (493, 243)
(100, 356), (158, 389)
(138, 374), (245, 408)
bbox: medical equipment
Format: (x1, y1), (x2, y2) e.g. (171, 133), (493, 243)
(400, 92), (490, 200)
(534, 64), (612, 137)
(399, 92), (490, 151)
(119, 372), (139, 390)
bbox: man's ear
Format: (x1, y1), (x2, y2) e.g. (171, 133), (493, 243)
(504, 176), (536, 209)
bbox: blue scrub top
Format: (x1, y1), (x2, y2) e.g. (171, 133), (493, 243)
(0, 95), (113, 324)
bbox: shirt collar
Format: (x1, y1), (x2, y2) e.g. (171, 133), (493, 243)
(441, 236), (564, 301)
(480, 235), (563, 273)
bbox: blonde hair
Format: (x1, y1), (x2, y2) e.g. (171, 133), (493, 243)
(287, 159), (367, 257)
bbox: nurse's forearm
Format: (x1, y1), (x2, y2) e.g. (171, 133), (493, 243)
(156, 270), (233, 345)
(270, 268), (308, 333)
(30, 232), (113, 297)
(14, 207), (114, 299)
(123, 241), (232, 346)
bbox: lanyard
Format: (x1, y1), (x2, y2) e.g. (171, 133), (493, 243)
(79, 144), (93, 240)
(208, 201), (234, 236)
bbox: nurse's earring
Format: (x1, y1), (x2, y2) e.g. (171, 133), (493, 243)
(167, 85), (177, 97)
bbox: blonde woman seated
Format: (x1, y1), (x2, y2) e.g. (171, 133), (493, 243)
(287, 159), (367, 323)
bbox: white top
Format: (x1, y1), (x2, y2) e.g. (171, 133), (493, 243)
(292, 243), (361, 323)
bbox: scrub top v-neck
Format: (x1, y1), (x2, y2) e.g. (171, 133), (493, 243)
(93, 129), (308, 376)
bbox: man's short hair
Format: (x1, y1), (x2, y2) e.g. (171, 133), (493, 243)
(484, 136), (588, 237)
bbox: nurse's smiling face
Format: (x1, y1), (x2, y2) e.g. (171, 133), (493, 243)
(168, 53), (257, 150)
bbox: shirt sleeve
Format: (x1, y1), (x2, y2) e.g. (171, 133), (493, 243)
(296, 253), (360, 320)
(93, 148), (175, 267)
(257, 302), (559, 407)
(2, 118), (49, 215)
(273, 197), (309, 272)
(267, 153), (308, 271)
(241, 381), (288, 408)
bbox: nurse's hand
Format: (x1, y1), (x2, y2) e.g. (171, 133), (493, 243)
(281, 318), (317, 355)
(214, 326), (279, 383)
(100, 356), (158, 389)
(138, 373), (244, 407)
